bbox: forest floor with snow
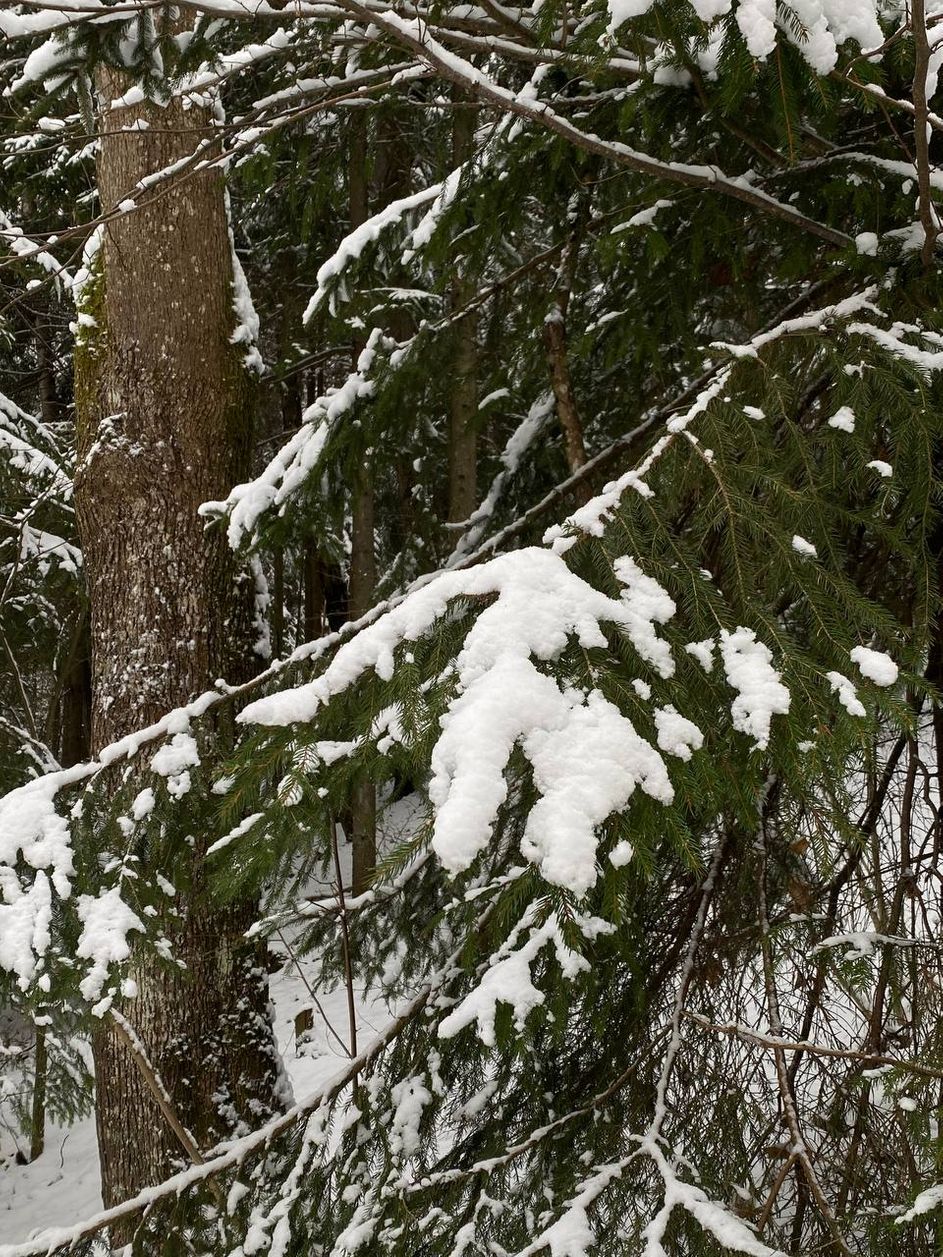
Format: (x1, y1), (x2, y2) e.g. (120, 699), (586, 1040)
(0, 966), (375, 1246)
(0, 799), (421, 1247)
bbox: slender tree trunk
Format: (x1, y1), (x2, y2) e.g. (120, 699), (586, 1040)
(272, 545), (285, 658)
(73, 65), (280, 1215)
(23, 294), (61, 427)
(303, 542), (325, 642)
(347, 113), (377, 894)
(448, 95), (479, 525)
(56, 612), (90, 768)
(543, 197), (590, 496)
(28, 1023), (46, 1163)
(544, 316), (587, 473)
(374, 111), (419, 555)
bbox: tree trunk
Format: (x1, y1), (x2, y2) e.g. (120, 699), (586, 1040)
(543, 196), (590, 496)
(73, 66), (281, 1215)
(374, 111), (419, 556)
(347, 113), (377, 894)
(22, 293), (61, 427)
(28, 1024), (46, 1163)
(56, 612), (90, 769)
(273, 545), (285, 659)
(448, 95), (479, 525)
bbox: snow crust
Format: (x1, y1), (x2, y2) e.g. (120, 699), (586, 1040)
(304, 184), (442, 322)
(601, 0), (884, 68)
(203, 332), (382, 549)
(388, 1076), (432, 1156)
(685, 639), (715, 671)
(0, 775), (76, 988)
(438, 914), (599, 1045)
(75, 889), (144, 1006)
(150, 730), (200, 799)
(850, 645), (899, 686)
(827, 405), (856, 433)
(653, 705), (704, 761)
(243, 548), (682, 895)
(826, 670), (866, 718)
(718, 628), (790, 749)
(240, 545), (795, 900)
(516, 689), (673, 893)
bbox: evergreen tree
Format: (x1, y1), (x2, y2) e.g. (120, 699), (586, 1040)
(2, 1), (943, 1253)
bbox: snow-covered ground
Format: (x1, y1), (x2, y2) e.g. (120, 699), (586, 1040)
(0, 960), (376, 1246)
(0, 1100), (100, 1244)
(0, 799), (422, 1248)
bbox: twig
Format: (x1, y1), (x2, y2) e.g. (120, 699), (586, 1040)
(756, 1151), (796, 1234)
(330, 818), (359, 1060)
(645, 831), (730, 1143)
(0, 918), (498, 1257)
(275, 927), (353, 1058)
(335, 0), (853, 247)
(683, 1011), (943, 1082)
(756, 798), (854, 1256)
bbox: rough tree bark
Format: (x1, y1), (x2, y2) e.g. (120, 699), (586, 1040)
(73, 66), (281, 1213)
(448, 94), (479, 525)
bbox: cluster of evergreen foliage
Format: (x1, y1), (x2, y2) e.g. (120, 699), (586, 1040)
(3, 0), (943, 1253)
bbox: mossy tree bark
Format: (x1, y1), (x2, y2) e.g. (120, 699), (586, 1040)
(73, 71), (281, 1215)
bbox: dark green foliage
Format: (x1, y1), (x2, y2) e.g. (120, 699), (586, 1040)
(5, 0), (943, 1252)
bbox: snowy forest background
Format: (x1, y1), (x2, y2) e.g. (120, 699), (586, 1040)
(2, 0), (943, 1252)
